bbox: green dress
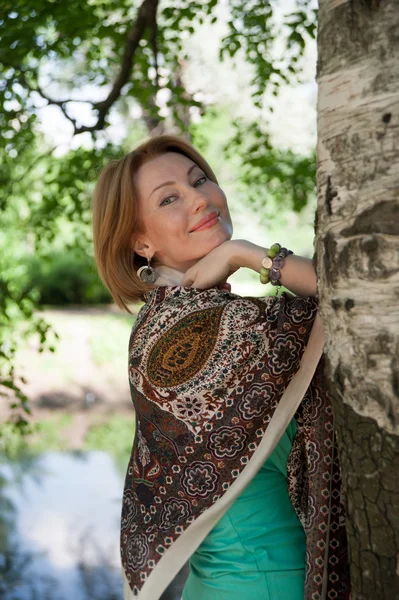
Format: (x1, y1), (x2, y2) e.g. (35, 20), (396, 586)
(182, 418), (306, 600)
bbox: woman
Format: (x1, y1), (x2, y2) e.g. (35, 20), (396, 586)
(92, 135), (350, 600)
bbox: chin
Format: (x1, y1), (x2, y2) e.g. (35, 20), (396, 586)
(176, 228), (232, 266)
(193, 238), (227, 261)
(211, 227), (232, 246)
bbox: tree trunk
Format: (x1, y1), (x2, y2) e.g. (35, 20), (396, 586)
(315, 1), (399, 598)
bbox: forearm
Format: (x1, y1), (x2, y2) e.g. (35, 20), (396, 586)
(231, 240), (317, 297)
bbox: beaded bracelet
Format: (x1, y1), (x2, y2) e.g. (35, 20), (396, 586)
(260, 243), (294, 287)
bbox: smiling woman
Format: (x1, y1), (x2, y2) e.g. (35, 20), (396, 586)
(91, 135), (231, 311)
(91, 135), (349, 600)
(133, 152), (233, 274)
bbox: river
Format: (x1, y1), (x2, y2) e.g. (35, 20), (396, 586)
(0, 450), (187, 600)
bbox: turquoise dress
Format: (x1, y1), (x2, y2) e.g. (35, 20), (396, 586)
(182, 418), (306, 600)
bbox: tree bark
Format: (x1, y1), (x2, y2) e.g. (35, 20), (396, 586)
(315, 1), (399, 598)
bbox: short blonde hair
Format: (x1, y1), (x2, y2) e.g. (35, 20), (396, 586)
(92, 135), (219, 313)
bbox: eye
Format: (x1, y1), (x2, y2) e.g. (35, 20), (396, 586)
(160, 195), (177, 206)
(193, 175), (207, 187)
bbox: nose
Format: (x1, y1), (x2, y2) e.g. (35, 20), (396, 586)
(190, 187), (209, 213)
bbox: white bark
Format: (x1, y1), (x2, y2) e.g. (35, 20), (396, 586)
(316, 1), (399, 597)
(316, 0), (399, 434)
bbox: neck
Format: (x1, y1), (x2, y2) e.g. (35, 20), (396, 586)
(153, 264), (186, 287)
(151, 264), (232, 293)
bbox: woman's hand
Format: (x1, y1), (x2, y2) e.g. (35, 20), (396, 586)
(181, 240), (243, 289)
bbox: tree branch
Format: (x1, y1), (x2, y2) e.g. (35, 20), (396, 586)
(17, 71), (79, 131)
(14, 0), (160, 136)
(79, 0), (160, 134)
(36, 81), (79, 131)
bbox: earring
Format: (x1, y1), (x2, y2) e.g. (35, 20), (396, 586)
(137, 257), (159, 284)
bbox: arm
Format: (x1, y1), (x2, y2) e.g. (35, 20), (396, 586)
(182, 239), (317, 297)
(230, 240), (317, 298)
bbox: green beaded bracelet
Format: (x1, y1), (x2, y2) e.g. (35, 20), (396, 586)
(259, 243), (293, 287)
(266, 243), (281, 259)
(259, 265), (270, 284)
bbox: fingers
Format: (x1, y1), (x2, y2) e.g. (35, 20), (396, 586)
(182, 275), (194, 287)
(182, 275), (207, 289)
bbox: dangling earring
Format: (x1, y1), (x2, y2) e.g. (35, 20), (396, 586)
(137, 257), (159, 284)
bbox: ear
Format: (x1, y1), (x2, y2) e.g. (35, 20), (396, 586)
(133, 235), (153, 259)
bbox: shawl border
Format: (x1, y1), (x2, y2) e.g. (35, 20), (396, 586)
(123, 312), (325, 600)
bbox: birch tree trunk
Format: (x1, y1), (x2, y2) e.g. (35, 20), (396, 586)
(315, 1), (399, 598)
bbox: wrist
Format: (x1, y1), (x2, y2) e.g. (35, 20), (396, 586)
(260, 243), (294, 286)
(229, 240), (266, 271)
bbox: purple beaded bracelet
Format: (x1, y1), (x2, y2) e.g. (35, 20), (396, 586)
(260, 243), (294, 286)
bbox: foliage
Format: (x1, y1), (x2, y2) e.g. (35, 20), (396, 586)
(224, 119), (316, 219)
(0, 274), (59, 442)
(0, 141), (120, 432)
(220, 0), (317, 106)
(0, 415), (71, 458)
(0, 0), (318, 434)
(22, 250), (112, 305)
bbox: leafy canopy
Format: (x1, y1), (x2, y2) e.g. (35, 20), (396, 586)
(0, 0), (317, 439)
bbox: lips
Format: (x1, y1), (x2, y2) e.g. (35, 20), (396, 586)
(190, 211), (220, 232)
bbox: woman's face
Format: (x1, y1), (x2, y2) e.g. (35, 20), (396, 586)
(133, 152), (233, 272)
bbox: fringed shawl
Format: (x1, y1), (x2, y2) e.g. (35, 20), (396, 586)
(121, 286), (350, 599)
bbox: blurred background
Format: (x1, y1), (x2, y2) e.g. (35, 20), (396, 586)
(1, 0), (318, 598)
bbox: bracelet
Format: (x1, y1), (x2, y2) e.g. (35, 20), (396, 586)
(259, 243), (294, 286)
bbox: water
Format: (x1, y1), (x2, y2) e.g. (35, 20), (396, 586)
(0, 450), (124, 599)
(0, 451), (188, 600)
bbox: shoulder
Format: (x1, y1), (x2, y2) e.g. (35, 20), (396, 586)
(131, 287), (265, 337)
(128, 288), (318, 400)
(130, 288), (318, 353)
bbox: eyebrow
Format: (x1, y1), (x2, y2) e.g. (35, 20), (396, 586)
(149, 164), (199, 198)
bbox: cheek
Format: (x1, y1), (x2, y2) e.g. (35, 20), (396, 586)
(148, 212), (187, 243)
(215, 186), (229, 209)
(218, 191), (231, 219)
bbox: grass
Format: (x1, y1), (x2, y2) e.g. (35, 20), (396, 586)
(87, 314), (135, 367)
(1, 413), (136, 473)
(0, 414), (73, 459)
(84, 414), (136, 473)
(3, 307), (138, 461)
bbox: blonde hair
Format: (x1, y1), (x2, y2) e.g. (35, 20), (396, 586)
(92, 135), (219, 313)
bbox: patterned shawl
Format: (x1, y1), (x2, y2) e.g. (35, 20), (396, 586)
(121, 285), (350, 599)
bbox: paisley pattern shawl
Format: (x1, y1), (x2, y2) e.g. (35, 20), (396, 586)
(121, 286), (350, 599)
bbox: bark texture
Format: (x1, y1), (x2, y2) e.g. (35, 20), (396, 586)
(315, 1), (399, 598)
